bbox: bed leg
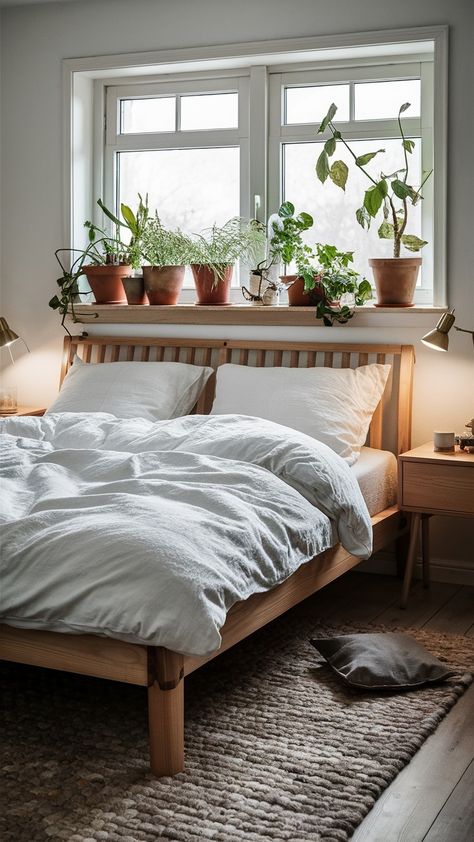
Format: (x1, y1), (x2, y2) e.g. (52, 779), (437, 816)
(147, 648), (184, 778)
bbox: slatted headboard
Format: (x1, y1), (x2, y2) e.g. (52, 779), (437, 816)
(61, 336), (414, 455)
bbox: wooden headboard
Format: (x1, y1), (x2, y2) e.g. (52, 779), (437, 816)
(61, 336), (414, 455)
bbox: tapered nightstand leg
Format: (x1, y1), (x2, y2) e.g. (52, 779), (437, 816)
(421, 514), (431, 589)
(401, 512), (421, 608)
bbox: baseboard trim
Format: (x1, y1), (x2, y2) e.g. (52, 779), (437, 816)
(359, 551), (474, 586)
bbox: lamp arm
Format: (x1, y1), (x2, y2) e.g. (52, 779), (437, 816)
(454, 326), (474, 347)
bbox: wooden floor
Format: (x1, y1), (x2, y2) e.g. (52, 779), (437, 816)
(306, 571), (474, 842)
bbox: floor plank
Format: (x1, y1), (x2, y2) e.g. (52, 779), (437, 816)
(323, 572), (401, 624)
(310, 572), (401, 624)
(351, 684), (474, 842)
(374, 581), (461, 629)
(422, 759), (474, 842)
(423, 587), (474, 635)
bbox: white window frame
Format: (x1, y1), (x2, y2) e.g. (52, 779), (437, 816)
(268, 60), (435, 303)
(64, 25), (448, 310)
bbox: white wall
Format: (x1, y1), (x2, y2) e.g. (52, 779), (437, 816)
(1, 0), (473, 573)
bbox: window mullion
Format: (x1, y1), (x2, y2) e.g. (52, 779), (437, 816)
(248, 66), (268, 225)
(176, 95), (181, 132)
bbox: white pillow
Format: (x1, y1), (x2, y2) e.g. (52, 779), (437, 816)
(211, 363), (391, 465)
(47, 357), (213, 422)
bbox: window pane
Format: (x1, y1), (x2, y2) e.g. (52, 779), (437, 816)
(118, 147), (240, 284)
(285, 84), (349, 125)
(180, 93), (238, 130)
(283, 138), (422, 281)
(120, 97), (176, 134)
(354, 80), (420, 120)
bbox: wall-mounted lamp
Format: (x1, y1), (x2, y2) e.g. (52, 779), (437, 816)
(0, 317), (29, 363)
(421, 309), (474, 352)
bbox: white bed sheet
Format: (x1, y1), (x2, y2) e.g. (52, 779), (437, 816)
(352, 446), (397, 516)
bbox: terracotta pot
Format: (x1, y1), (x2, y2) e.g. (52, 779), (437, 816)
(122, 275), (149, 305)
(143, 265), (185, 305)
(369, 257), (422, 307)
(83, 264), (130, 305)
(191, 264), (233, 305)
(282, 275), (324, 307)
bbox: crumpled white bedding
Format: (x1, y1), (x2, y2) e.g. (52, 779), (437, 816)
(0, 413), (372, 656)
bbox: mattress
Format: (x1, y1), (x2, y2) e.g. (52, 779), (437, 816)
(352, 446), (397, 516)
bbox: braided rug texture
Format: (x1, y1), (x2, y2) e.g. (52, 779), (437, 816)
(1, 606), (472, 842)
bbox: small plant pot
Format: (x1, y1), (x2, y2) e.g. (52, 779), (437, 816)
(83, 264), (131, 305)
(369, 257), (422, 307)
(122, 275), (149, 305)
(191, 264), (233, 305)
(282, 275), (325, 307)
(246, 271), (267, 305)
(262, 286), (279, 306)
(143, 265), (185, 305)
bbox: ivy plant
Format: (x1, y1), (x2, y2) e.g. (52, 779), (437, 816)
(315, 102), (432, 258)
(297, 242), (372, 326)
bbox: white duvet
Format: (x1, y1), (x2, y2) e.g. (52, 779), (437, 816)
(0, 413), (371, 656)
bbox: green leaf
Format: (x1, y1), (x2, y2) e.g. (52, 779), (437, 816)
(329, 160), (348, 190)
(399, 102), (411, 114)
(120, 204), (137, 233)
(378, 221), (395, 239)
(49, 295), (61, 309)
(97, 199), (124, 228)
(279, 201), (295, 218)
(391, 179), (414, 200)
(355, 149), (385, 167)
(316, 150), (330, 183)
(363, 184), (384, 218)
(297, 211), (314, 229)
(317, 102), (337, 134)
(403, 139), (415, 154)
(378, 179), (388, 197)
(356, 206), (371, 229)
(401, 234), (428, 252)
(324, 137), (336, 156)
(357, 279), (373, 301)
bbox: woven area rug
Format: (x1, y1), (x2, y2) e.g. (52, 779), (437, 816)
(1, 604), (472, 842)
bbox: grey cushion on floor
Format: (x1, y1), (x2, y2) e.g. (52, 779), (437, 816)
(310, 632), (456, 690)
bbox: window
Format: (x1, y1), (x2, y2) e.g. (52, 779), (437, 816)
(96, 35), (443, 304)
(105, 77), (248, 286)
(269, 64), (434, 300)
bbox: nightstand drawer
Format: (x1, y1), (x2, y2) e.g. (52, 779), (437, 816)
(401, 461), (474, 515)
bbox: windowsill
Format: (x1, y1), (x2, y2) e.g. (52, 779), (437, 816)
(69, 302), (445, 328)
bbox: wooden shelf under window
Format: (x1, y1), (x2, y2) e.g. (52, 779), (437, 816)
(68, 303), (443, 327)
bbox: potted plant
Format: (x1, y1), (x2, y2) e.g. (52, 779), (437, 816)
(49, 196), (148, 325)
(315, 102), (432, 307)
(266, 202), (315, 305)
(189, 218), (265, 305)
(95, 195), (150, 304)
(304, 243), (372, 325)
(140, 216), (193, 305)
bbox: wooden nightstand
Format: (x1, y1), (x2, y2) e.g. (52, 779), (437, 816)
(0, 406), (46, 417)
(398, 443), (474, 607)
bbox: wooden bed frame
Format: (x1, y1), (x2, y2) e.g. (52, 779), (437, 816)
(0, 335), (415, 777)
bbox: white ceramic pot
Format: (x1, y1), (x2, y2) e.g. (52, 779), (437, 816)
(248, 271), (268, 304)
